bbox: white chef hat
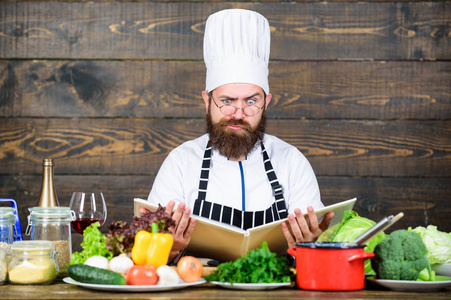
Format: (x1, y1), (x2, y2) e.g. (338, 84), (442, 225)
(203, 9), (270, 94)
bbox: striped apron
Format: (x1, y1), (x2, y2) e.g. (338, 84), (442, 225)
(192, 142), (288, 230)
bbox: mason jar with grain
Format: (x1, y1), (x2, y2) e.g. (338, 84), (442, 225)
(26, 207), (74, 277)
(7, 240), (58, 285)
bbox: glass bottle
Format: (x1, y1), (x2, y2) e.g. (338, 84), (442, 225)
(0, 207), (15, 245)
(36, 158), (59, 207)
(26, 207), (74, 277)
(7, 240), (58, 285)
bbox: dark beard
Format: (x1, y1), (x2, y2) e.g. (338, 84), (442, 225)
(206, 111), (266, 159)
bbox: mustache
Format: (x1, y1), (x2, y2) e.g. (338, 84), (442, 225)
(218, 119), (252, 130)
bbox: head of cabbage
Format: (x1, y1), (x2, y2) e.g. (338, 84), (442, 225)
(408, 225), (451, 265)
(318, 210), (386, 275)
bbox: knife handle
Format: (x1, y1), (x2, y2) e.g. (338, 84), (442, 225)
(354, 212), (404, 245)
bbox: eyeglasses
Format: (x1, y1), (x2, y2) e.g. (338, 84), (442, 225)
(211, 96), (265, 116)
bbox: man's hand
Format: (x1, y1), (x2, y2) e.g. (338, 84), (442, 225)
(138, 201), (196, 262)
(164, 201), (196, 261)
(281, 206), (334, 249)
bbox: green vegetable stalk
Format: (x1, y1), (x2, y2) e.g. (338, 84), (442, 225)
(70, 222), (113, 265)
(205, 241), (295, 283)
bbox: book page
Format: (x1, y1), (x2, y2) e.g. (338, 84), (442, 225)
(246, 198), (357, 256)
(185, 216), (250, 261)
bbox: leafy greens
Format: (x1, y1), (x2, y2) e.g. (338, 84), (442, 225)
(205, 241), (295, 283)
(69, 221), (113, 265)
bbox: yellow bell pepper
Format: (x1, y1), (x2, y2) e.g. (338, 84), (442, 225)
(131, 223), (173, 268)
(146, 225), (174, 268)
(131, 230), (152, 265)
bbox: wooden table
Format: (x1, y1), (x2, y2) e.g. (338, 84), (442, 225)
(1, 280), (450, 299)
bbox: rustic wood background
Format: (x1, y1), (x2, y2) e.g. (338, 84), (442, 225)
(1, 0), (450, 246)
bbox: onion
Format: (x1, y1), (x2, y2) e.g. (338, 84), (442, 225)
(109, 254), (134, 275)
(84, 255), (110, 270)
(156, 265), (181, 285)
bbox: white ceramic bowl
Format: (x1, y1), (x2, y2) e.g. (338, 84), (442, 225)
(431, 263), (451, 276)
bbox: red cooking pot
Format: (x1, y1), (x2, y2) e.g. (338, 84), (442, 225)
(287, 242), (374, 291)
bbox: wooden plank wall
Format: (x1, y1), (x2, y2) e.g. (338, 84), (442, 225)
(1, 1), (450, 240)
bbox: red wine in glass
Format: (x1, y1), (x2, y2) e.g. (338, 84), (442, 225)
(69, 192), (107, 234)
(71, 218), (105, 234)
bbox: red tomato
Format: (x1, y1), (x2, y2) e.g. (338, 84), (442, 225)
(177, 256), (203, 283)
(125, 265), (158, 285)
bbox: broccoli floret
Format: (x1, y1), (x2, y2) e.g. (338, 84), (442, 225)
(371, 229), (433, 281)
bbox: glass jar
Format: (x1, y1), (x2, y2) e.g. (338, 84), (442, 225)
(7, 241), (57, 285)
(0, 207), (15, 245)
(26, 207), (74, 277)
(0, 246), (7, 285)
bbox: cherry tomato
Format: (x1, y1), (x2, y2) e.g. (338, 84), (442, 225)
(177, 256), (203, 283)
(125, 265), (158, 285)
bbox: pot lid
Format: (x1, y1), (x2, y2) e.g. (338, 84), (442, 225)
(294, 242), (366, 249)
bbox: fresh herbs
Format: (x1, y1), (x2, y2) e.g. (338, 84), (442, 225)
(105, 205), (175, 256)
(205, 241), (294, 283)
(70, 222), (113, 265)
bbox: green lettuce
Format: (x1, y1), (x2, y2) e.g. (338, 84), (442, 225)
(408, 225), (451, 265)
(318, 210), (386, 274)
(70, 222), (113, 265)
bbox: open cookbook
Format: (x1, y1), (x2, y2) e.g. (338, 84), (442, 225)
(134, 197), (357, 262)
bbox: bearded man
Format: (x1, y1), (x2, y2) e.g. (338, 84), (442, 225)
(146, 9), (333, 263)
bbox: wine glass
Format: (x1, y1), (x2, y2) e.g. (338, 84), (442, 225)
(69, 192), (107, 234)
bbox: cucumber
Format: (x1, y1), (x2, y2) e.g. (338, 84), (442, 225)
(68, 264), (126, 285)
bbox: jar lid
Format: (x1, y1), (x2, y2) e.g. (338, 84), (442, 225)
(29, 206), (71, 215)
(0, 207), (14, 216)
(0, 207), (15, 222)
(10, 240), (53, 254)
(11, 240), (52, 248)
(28, 207), (74, 221)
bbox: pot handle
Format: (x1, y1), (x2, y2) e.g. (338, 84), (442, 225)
(287, 247), (297, 258)
(348, 252), (375, 262)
